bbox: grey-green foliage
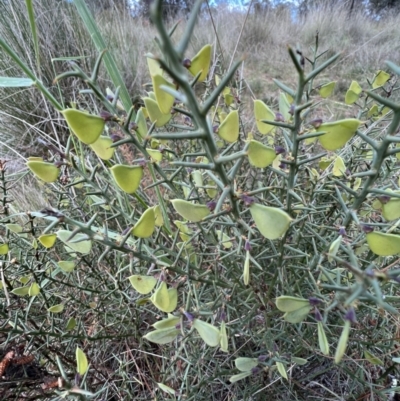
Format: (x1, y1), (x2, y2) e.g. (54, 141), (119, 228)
(1, 0), (400, 399)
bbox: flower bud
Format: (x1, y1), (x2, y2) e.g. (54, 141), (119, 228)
(344, 307), (357, 324)
(240, 195), (255, 206)
(309, 118), (323, 128)
(314, 307), (323, 322)
(206, 200), (217, 212)
(257, 355), (268, 363)
(100, 110), (115, 122)
(182, 58), (192, 69)
(183, 310), (194, 322)
(361, 224), (374, 233)
(244, 239), (252, 252)
(275, 146), (286, 155)
(129, 122), (138, 131)
(377, 195), (391, 204)
(308, 297), (321, 307)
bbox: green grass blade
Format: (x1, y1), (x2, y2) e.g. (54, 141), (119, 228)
(0, 37), (62, 110)
(73, 0), (132, 113)
(24, 0), (40, 72)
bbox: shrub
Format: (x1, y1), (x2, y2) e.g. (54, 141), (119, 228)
(1, 0), (400, 399)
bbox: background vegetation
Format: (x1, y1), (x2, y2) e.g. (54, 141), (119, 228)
(1, 0), (400, 400)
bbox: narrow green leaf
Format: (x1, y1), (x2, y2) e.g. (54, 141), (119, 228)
(279, 92), (291, 120)
(152, 74), (175, 114)
(28, 282), (40, 296)
(188, 44), (212, 82)
(5, 224), (23, 233)
(153, 315), (180, 329)
(328, 236), (342, 262)
(317, 322), (330, 355)
(334, 320), (350, 364)
(24, 0), (39, 70)
(151, 282), (170, 312)
(143, 327), (180, 344)
(292, 357), (308, 365)
(220, 321), (228, 352)
(276, 361), (288, 380)
(364, 350), (383, 365)
(254, 100), (275, 134)
(243, 252), (250, 285)
(0, 77), (34, 87)
(48, 304), (64, 313)
(157, 383), (176, 396)
(11, 286), (30, 296)
(76, 347), (89, 375)
(229, 371), (252, 383)
(135, 108), (148, 139)
(73, 0), (132, 112)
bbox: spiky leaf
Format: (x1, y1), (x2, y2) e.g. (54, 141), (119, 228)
(188, 44), (211, 82)
(218, 110), (239, 143)
(247, 140), (277, 168)
(366, 232), (400, 256)
(129, 275), (157, 294)
(152, 74), (175, 114)
(27, 161), (59, 183)
(319, 81), (336, 98)
(254, 100), (274, 134)
(250, 204), (292, 240)
(110, 165), (143, 194)
(143, 97), (171, 127)
(131, 208), (155, 238)
(90, 136), (114, 160)
(171, 200), (210, 222)
(317, 119), (361, 151)
(61, 109), (105, 144)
